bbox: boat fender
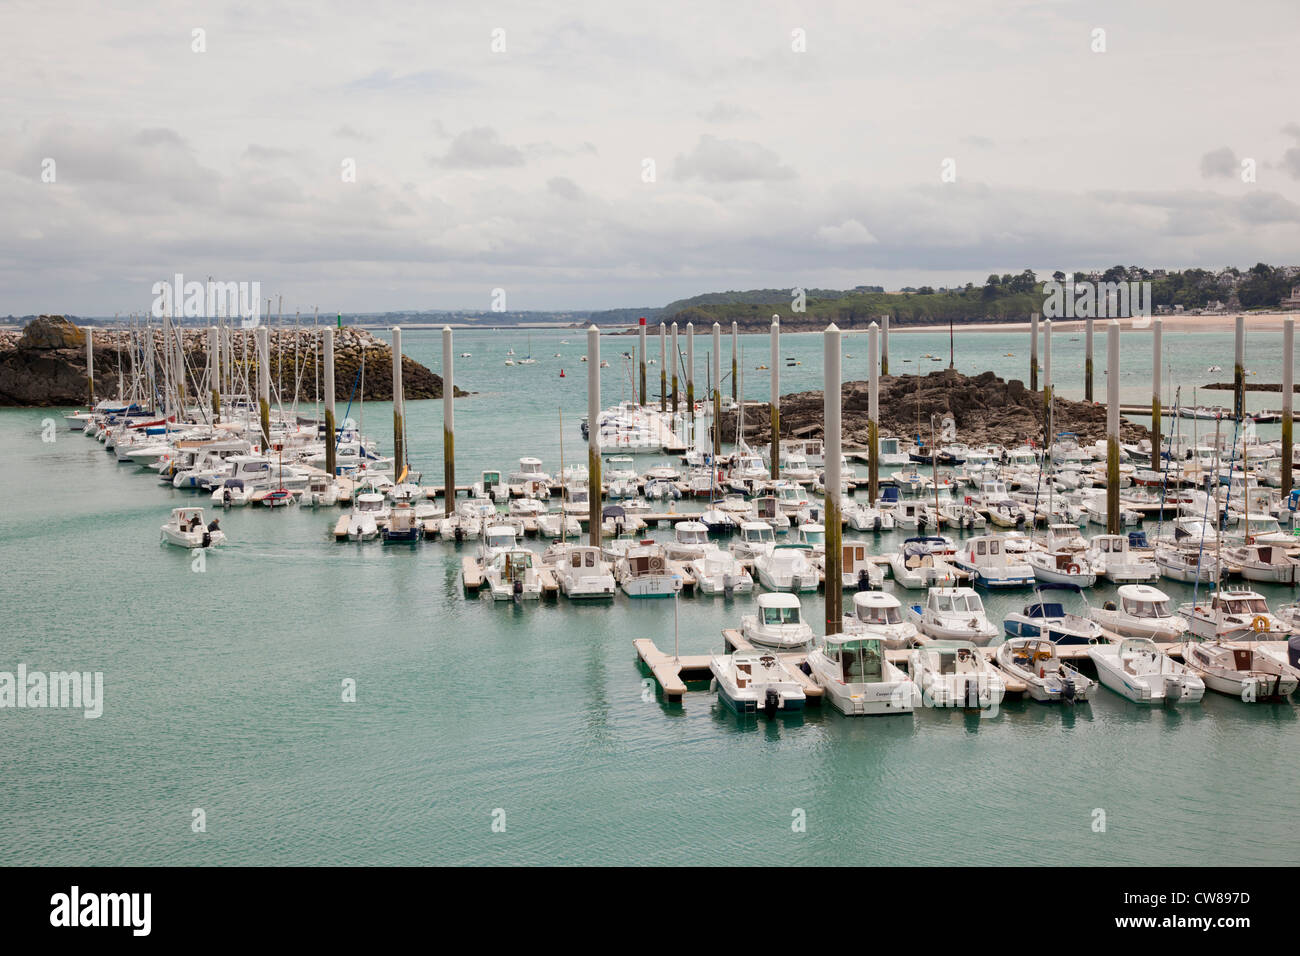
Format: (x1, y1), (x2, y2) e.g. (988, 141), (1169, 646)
(1103, 600), (1117, 611)
(1066, 563), (1080, 575)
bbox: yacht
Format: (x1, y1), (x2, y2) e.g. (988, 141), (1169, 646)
(1088, 639), (1205, 704)
(615, 543), (681, 598)
(887, 536), (961, 589)
(841, 591), (918, 648)
(951, 534), (1035, 588)
(805, 634), (919, 715)
(1178, 589), (1290, 641)
(688, 550), (753, 595)
(741, 593), (814, 650)
(730, 521), (777, 562)
(1086, 533), (1159, 584)
(545, 544), (616, 600)
(1182, 641), (1297, 701)
(906, 587), (999, 645)
(1089, 584), (1187, 641)
(1003, 583), (1103, 645)
(483, 548), (543, 601)
(753, 547), (819, 592)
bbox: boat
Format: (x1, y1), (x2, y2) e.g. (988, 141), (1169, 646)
(906, 587), (999, 645)
(615, 543), (681, 598)
(381, 503), (421, 543)
(710, 650), (807, 715)
(1154, 546), (1223, 585)
(886, 536), (961, 589)
(160, 507), (224, 548)
(753, 547), (819, 592)
(1003, 583), (1104, 644)
(347, 493), (387, 541)
(951, 534), (1035, 588)
(1086, 533), (1160, 584)
(483, 548), (543, 601)
(844, 502), (896, 532)
(1027, 524), (1098, 586)
(840, 542), (884, 591)
(688, 550), (754, 595)
(664, 520), (712, 562)
(841, 591), (918, 648)
(1178, 589), (1290, 641)
(740, 593), (814, 650)
(908, 641), (1006, 710)
(996, 638), (1097, 703)
(536, 511), (582, 539)
(805, 634), (919, 715)
(729, 521), (776, 562)
(472, 470), (504, 501)
(1090, 584), (1188, 641)
(1224, 542), (1300, 585)
(547, 544), (616, 600)
(1087, 639), (1205, 704)
(1181, 641), (1298, 701)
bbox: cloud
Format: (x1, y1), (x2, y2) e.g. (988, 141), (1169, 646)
(242, 145), (294, 162)
(673, 135), (795, 183)
(333, 125), (372, 142)
(430, 127), (525, 169)
(816, 219), (879, 246)
(547, 176), (583, 200)
(697, 102), (758, 124)
(1282, 123), (1300, 141)
(1281, 148), (1300, 180)
(1200, 147), (1237, 178)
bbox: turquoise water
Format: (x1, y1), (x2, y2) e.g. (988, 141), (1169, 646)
(1, 326), (1297, 866)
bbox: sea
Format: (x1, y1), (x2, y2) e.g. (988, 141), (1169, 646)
(1, 325), (1296, 866)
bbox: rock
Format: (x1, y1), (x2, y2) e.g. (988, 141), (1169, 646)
(722, 368), (1149, 448)
(18, 315), (86, 350)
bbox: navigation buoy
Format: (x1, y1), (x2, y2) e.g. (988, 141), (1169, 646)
(559, 368), (565, 377)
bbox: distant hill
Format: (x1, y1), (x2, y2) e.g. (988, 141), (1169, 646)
(660, 287), (880, 319)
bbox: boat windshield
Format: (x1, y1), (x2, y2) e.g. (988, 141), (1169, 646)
(858, 604), (902, 625)
(1125, 598), (1170, 618)
(762, 605), (801, 626)
(678, 528), (707, 545)
(1223, 596), (1269, 614)
(839, 639), (884, 682)
(1026, 602), (1065, 619)
(746, 527), (775, 543)
(802, 530), (825, 545)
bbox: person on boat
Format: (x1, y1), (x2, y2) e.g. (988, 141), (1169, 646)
(189, 514), (202, 531)
(207, 517), (221, 533)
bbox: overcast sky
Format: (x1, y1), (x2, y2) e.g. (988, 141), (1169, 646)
(3, 0), (1300, 316)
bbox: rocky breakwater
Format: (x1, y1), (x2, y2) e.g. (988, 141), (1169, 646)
(0, 317), (463, 406)
(720, 368), (1150, 447)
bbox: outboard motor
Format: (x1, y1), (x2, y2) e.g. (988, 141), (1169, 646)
(917, 514), (928, 532)
(723, 574), (735, 597)
(763, 687), (780, 716)
(872, 516), (882, 532)
(1015, 513), (1026, 528)
(513, 578), (524, 600)
(1060, 676), (1077, 704)
(965, 678), (979, 709)
(454, 525), (464, 543)
(223, 488), (232, 508)
(201, 531), (212, 548)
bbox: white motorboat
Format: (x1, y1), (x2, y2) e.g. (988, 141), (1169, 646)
(951, 534), (1035, 588)
(710, 650), (807, 715)
(1154, 546), (1223, 585)
(1178, 589), (1290, 641)
(750, 494), (792, 533)
(545, 544), (616, 600)
(664, 520), (712, 562)
(688, 550), (754, 595)
(909, 641), (1006, 710)
(347, 493), (387, 541)
(887, 536), (961, 589)
(508, 456), (551, 486)
(996, 637), (1097, 703)
(160, 507), (224, 548)
(478, 524), (519, 563)
(730, 521), (776, 562)
(615, 543), (681, 598)
(840, 542), (885, 591)
(1225, 543), (1300, 585)
(1090, 584), (1188, 641)
(1027, 547), (1098, 586)
(1086, 533), (1159, 584)
(210, 477), (253, 508)
(439, 512), (481, 541)
(483, 548), (543, 601)
(1088, 638), (1205, 704)
(845, 502), (895, 532)
(753, 547), (819, 592)
(741, 593), (814, 650)
(302, 476), (339, 508)
(906, 587), (999, 645)
(842, 591), (918, 649)
(805, 634), (919, 715)
(508, 495), (547, 520)
(536, 511), (582, 539)
(1181, 640), (1298, 701)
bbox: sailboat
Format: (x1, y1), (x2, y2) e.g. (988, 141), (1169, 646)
(517, 335), (537, 365)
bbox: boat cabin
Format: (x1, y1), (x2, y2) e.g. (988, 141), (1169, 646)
(820, 635), (886, 683)
(674, 522), (709, 547)
(483, 525), (518, 551)
(852, 591), (904, 625)
(1117, 585), (1175, 620)
(355, 493), (387, 513)
(757, 593), (803, 627)
(928, 588), (986, 617)
(740, 522), (776, 546)
(480, 470), (501, 493)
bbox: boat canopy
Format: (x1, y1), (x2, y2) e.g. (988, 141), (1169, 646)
(821, 636), (885, 682)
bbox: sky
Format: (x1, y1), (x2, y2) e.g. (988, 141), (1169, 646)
(3, 0), (1300, 316)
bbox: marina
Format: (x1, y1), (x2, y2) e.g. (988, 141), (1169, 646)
(6, 319), (1300, 868)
